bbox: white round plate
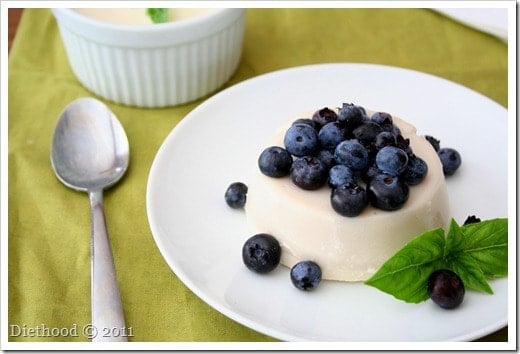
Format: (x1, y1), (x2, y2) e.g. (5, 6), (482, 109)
(146, 64), (508, 342)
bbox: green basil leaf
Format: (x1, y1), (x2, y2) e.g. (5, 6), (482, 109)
(365, 228), (446, 303)
(147, 8), (169, 24)
(447, 253), (493, 294)
(448, 218), (508, 278)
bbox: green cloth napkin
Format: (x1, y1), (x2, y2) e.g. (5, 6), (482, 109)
(8, 8), (507, 343)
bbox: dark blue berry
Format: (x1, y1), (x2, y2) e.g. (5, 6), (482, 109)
(368, 173), (409, 210)
(318, 122), (346, 151)
(224, 182), (248, 209)
(292, 118), (319, 132)
(402, 155), (428, 185)
(425, 135), (441, 151)
(284, 124), (319, 157)
(328, 165), (357, 188)
(337, 103), (366, 127)
(316, 149), (336, 170)
(334, 139), (369, 171)
(371, 111), (393, 126)
(427, 269), (465, 309)
(374, 131), (397, 150)
(360, 163), (382, 184)
(352, 122), (383, 147)
(290, 156), (328, 190)
(463, 215), (481, 225)
(290, 260), (322, 291)
(330, 183), (368, 217)
(312, 107), (338, 127)
(395, 135), (413, 156)
(438, 148), (461, 176)
(258, 146), (293, 177)
(242, 234), (281, 274)
(375, 146), (409, 176)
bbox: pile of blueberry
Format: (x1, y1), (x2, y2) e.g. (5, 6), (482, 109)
(258, 103), (432, 216)
(224, 102), (463, 295)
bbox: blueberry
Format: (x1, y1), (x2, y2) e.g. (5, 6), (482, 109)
(352, 122), (383, 147)
(463, 215), (481, 225)
(330, 183), (368, 217)
(284, 124), (319, 157)
(292, 118), (319, 132)
(334, 140), (369, 171)
(438, 148), (461, 176)
(425, 135), (441, 151)
(258, 146), (293, 177)
(318, 122), (346, 151)
(242, 234), (281, 274)
(371, 112), (393, 126)
(374, 131), (397, 150)
(360, 163), (382, 184)
(402, 155), (428, 185)
(391, 124), (402, 137)
(375, 146), (409, 176)
(337, 103), (366, 127)
(368, 173), (409, 210)
(224, 182), (248, 209)
(312, 107), (338, 127)
(290, 260), (322, 291)
(395, 135), (413, 156)
(290, 156), (328, 190)
(328, 164), (357, 188)
(427, 269), (465, 309)
(316, 149), (336, 170)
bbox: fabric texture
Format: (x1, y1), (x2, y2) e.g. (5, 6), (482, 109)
(8, 8), (507, 342)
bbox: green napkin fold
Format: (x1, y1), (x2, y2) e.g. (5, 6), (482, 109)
(8, 8), (507, 343)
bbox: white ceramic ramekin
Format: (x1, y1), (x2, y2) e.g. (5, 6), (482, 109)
(51, 8), (246, 107)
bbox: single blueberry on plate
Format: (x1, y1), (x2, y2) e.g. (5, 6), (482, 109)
(328, 164), (357, 188)
(463, 215), (481, 225)
(224, 182), (248, 209)
(334, 139), (369, 171)
(330, 183), (368, 217)
(242, 234), (281, 273)
(375, 146), (409, 176)
(284, 123), (319, 157)
(368, 173), (409, 210)
(438, 148), (461, 176)
(258, 146), (293, 177)
(290, 156), (328, 190)
(290, 260), (322, 291)
(427, 269), (465, 309)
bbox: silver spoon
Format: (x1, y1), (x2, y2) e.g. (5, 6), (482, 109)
(51, 97), (129, 342)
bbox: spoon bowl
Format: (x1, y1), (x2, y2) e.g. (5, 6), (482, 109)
(51, 97), (129, 342)
(51, 98), (129, 191)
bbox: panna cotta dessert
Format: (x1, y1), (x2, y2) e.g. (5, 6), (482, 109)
(244, 104), (451, 282)
(74, 8), (212, 25)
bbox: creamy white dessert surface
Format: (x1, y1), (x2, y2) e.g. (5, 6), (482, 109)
(74, 8), (211, 25)
(245, 110), (451, 282)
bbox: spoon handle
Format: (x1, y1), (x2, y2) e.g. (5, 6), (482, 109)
(89, 190), (127, 342)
